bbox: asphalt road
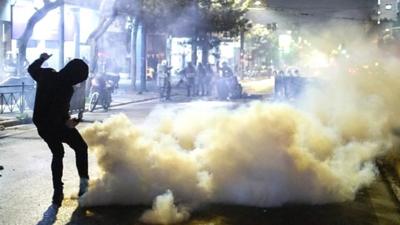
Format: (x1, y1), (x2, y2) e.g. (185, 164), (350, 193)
(0, 99), (399, 225)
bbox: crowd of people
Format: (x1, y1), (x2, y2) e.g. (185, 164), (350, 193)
(157, 61), (243, 101)
(273, 68), (309, 99)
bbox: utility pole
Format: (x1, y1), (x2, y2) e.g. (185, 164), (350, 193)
(129, 17), (137, 90)
(71, 7), (80, 58)
(137, 22), (147, 93)
(240, 30), (245, 78)
(58, 0), (65, 69)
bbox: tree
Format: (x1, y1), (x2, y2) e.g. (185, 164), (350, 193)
(117, 0), (193, 92)
(87, 0), (189, 91)
(87, 0), (251, 90)
(128, 17), (139, 90)
(126, 0), (251, 66)
(191, 0), (251, 65)
(86, 0), (118, 74)
(17, 0), (63, 75)
(16, 0), (101, 75)
(245, 24), (279, 70)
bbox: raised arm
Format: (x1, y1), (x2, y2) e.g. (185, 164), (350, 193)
(27, 53), (52, 81)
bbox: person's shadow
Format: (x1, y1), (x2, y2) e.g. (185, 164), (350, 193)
(36, 204), (59, 225)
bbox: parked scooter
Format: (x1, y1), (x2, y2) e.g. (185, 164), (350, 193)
(88, 73), (116, 112)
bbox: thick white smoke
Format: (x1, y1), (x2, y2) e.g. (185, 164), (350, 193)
(140, 190), (190, 224)
(78, 25), (400, 223)
(80, 63), (398, 198)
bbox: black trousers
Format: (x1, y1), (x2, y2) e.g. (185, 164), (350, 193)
(38, 127), (89, 191)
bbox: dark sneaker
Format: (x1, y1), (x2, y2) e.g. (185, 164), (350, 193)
(78, 178), (89, 197)
(52, 190), (64, 207)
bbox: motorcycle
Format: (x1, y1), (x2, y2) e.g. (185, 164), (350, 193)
(216, 75), (242, 100)
(88, 74), (116, 112)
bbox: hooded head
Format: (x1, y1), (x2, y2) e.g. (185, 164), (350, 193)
(60, 59), (89, 85)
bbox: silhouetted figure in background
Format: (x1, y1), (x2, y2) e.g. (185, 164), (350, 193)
(28, 53), (89, 207)
(157, 60), (172, 101)
(184, 62), (196, 97)
(204, 63), (214, 96)
(148, 54), (159, 80)
(221, 62), (234, 77)
(196, 63), (207, 96)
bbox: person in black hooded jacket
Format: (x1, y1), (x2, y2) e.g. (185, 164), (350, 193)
(28, 53), (89, 207)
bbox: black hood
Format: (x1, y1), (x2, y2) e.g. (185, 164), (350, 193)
(59, 59), (89, 85)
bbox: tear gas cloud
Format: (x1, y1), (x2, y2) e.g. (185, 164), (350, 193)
(79, 24), (400, 224)
(140, 190), (190, 225)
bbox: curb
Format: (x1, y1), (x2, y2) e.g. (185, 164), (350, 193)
(110, 96), (160, 107)
(0, 118), (30, 129)
(377, 159), (400, 206)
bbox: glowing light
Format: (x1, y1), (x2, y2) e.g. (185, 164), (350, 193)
(306, 50), (330, 69)
(279, 34), (292, 53)
(254, 1), (262, 6)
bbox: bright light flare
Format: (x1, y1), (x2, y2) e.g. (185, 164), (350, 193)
(305, 50), (330, 69)
(279, 34), (292, 53)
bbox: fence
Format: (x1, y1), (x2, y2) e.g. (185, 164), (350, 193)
(0, 83), (35, 114)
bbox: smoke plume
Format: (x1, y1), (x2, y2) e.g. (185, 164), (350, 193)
(79, 24), (400, 224)
(140, 190), (190, 224)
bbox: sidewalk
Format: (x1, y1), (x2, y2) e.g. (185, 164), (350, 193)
(111, 79), (160, 107)
(0, 78), (161, 129)
(0, 114), (28, 129)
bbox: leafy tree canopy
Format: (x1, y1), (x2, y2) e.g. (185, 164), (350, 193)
(114, 0), (251, 37)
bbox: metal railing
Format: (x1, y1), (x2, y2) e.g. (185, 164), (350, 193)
(0, 83), (35, 114)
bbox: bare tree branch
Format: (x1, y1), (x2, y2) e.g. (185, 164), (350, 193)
(86, 0), (118, 73)
(86, 14), (117, 45)
(17, 0), (63, 75)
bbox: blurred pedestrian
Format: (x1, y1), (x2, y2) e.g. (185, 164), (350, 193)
(204, 64), (214, 96)
(197, 63), (206, 96)
(148, 54), (158, 80)
(28, 53), (90, 207)
(275, 70), (285, 99)
(227, 75), (243, 99)
(157, 60), (172, 101)
(184, 62), (196, 97)
(221, 62), (234, 77)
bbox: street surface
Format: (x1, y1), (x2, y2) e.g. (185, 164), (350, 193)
(0, 98), (399, 225)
